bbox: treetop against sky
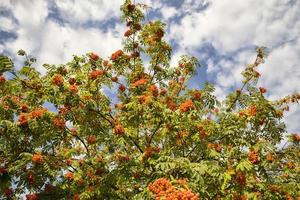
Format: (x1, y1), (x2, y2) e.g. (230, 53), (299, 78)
(0, 0), (299, 133)
(0, 0), (300, 199)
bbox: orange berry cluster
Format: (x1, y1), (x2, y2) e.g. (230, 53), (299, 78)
(144, 146), (160, 159)
(87, 135), (97, 145)
(179, 99), (195, 112)
(0, 75), (6, 83)
(192, 91), (202, 100)
(207, 143), (222, 153)
(248, 106), (257, 117)
(32, 153), (43, 164)
(0, 167), (7, 174)
(69, 84), (78, 93)
(196, 124), (207, 139)
(119, 84), (126, 92)
(114, 124), (125, 135)
(111, 50), (123, 61)
(149, 85), (159, 97)
(233, 193), (247, 200)
(238, 105), (257, 117)
(27, 172), (35, 185)
(266, 153), (274, 162)
(89, 70), (104, 80)
(3, 188), (13, 198)
(89, 52), (99, 61)
(65, 171), (74, 181)
(116, 155), (131, 162)
(59, 106), (71, 115)
(124, 29), (133, 37)
(20, 103), (29, 111)
(235, 171), (246, 186)
(148, 178), (199, 200)
(259, 87), (267, 94)
(26, 194), (39, 200)
(111, 76), (118, 82)
(18, 113), (28, 125)
(138, 94), (151, 104)
(52, 74), (63, 86)
(287, 162), (295, 169)
(132, 78), (148, 87)
(166, 97), (177, 111)
(248, 150), (259, 164)
(292, 133), (300, 142)
(52, 117), (66, 129)
(17, 108), (47, 125)
(30, 108), (47, 118)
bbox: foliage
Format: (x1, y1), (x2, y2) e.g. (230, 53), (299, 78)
(0, 1), (299, 199)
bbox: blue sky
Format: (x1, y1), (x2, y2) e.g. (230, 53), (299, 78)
(0, 0), (299, 135)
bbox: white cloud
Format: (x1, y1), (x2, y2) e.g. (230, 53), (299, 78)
(168, 0), (300, 133)
(36, 21), (123, 71)
(4, 0), (49, 55)
(169, 49), (187, 68)
(0, 44), (3, 53)
(170, 0), (300, 53)
(3, 0), (124, 73)
(161, 6), (177, 20)
(54, 0), (123, 24)
(12, 0), (48, 28)
(183, 0), (209, 9)
(259, 38), (300, 100)
(0, 16), (16, 32)
(0, 0), (12, 10)
(283, 104), (300, 133)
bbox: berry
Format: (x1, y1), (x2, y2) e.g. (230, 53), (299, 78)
(52, 74), (63, 86)
(32, 153), (43, 164)
(127, 4), (135, 12)
(259, 87), (267, 94)
(65, 172), (74, 181)
(248, 150), (259, 164)
(132, 78), (148, 87)
(124, 29), (133, 37)
(0, 75), (6, 83)
(111, 76), (118, 82)
(89, 52), (99, 61)
(114, 124), (125, 135)
(89, 70), (104, 80)
(119, 84), (126, 92)
(179, 99), (195, 112)
(87, 135), (97, 145)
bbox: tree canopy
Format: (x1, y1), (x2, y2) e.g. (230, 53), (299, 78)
(0, 1), (299, 199)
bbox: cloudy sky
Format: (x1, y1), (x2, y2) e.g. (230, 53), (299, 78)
(0, 0), (299, 135)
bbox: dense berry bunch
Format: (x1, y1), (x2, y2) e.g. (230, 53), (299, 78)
(179, 99), (194, 112)
(148, 178), (199, 200)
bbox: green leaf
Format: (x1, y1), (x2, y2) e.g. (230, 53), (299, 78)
(236, 159), (253, 171)
(17, 49), (26, 56)
(0, 55), (13, 73)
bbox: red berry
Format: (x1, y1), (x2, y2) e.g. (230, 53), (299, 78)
(124, 29), (133, 37)
(0, 75), (6, 83)
(4, 188), (13, 198)
(87, 135), (97, 145)
(259, 87), (267, 94)
(26, 194), (39, 200)
(32, 153), (43, 164)
(52, 74), (63, 86)
(119, 84), (126, 92)
(65, 172), (74, 181)
(111, 76), (118, 82)
(89, 52), (99, 61)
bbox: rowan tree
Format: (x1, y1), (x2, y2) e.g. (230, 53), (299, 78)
(0, 0), (299, 199)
